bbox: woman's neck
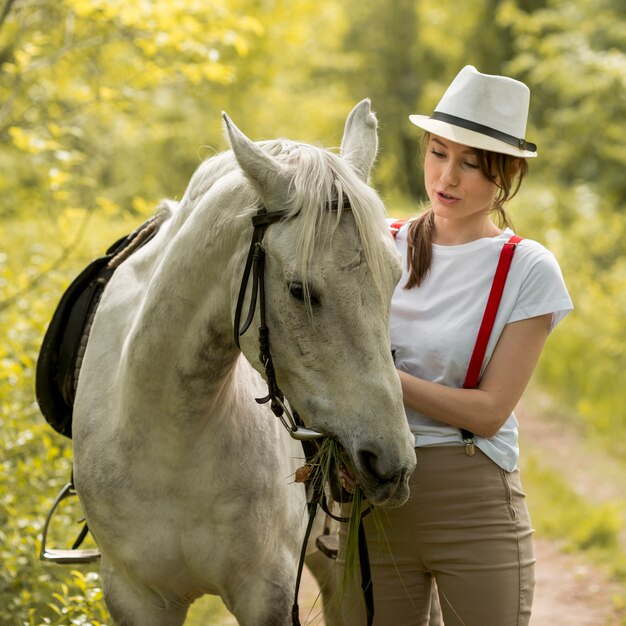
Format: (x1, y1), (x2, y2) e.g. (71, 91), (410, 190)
(431, 215), (502, 246)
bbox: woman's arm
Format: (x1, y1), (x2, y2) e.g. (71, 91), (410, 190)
(397, 313), (553, 438)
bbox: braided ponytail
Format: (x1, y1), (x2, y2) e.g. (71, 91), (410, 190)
(405, 209), (435, 289)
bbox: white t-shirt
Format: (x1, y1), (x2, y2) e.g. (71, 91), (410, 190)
(389, 222), (573, 471)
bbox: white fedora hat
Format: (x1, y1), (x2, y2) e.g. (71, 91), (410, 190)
(409, 65), (537, 158)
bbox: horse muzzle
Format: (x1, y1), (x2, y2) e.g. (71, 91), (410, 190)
(354, 447), (415, 508)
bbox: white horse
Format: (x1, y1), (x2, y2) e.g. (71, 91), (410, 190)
(72, 100), (416, 625)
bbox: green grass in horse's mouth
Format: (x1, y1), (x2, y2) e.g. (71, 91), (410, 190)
(295, 437), (384, 591)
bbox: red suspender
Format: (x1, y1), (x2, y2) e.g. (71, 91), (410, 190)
(461, 234), (522, 453)
(389, 219), (410, 238)
(463, 234), (523, 389)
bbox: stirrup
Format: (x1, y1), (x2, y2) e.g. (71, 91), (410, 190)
(40, 482), (101, 564)
(315, 533), (339, 560)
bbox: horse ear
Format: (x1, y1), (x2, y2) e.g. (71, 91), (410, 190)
(222, 112), (290, 206)
(340, 99), (378, 182)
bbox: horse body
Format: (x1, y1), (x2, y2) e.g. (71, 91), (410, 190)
(72, 101), (416, 625)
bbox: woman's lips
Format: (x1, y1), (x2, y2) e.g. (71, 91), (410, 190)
(436, 191), (459, 204)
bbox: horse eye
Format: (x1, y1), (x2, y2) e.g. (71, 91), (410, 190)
(289, 282), (321, 306)
(289, 283), (305, 302)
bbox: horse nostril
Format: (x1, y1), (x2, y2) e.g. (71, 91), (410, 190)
(357, 448), (396, 483)
(358, 449), (377, 478)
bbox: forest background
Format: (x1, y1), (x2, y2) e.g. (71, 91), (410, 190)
(1, 0), (625, 623)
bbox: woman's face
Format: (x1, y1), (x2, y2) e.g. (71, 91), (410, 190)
(424, 134), (498, 227)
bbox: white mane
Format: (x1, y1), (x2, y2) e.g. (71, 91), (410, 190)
(279, 141), (391, 294)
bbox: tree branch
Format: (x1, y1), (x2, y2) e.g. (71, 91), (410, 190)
(0, 0), (17, 34)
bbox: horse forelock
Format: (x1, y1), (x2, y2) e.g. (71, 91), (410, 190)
(275, 141), (391, 295)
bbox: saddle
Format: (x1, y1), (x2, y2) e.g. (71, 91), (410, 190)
(36, 210), (168, 438)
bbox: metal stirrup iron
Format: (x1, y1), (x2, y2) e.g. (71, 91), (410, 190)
(40, 480), (101, 564)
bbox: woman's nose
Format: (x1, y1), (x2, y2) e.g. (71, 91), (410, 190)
(440, 162), (459, 186)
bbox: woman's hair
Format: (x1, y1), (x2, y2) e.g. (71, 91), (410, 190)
(404, 132), (529, 289)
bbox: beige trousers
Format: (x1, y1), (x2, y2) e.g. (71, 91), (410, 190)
(338, 446), (535, 626)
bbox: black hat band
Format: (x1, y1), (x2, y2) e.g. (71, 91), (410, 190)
(430, 111), (537, 153)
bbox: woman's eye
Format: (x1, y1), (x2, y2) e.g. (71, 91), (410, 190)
(431, 150), (445, 158)
(464, 161), (479, 169)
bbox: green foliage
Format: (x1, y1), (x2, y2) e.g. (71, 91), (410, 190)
(0, 0), (262, 219)
(524, 455), (622, 552)
(490, 0), (626, 454)
(44, 570), (108, 625)
(0, 216), (107, 623)
(500, 0), (626, 205)
(523, 453), (626, 619)
(0, 0), (354, 222)
(514, 172), (626, 455)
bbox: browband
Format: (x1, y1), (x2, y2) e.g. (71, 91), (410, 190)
(251, 196), (352, 228)
(430, 111), (537, 153)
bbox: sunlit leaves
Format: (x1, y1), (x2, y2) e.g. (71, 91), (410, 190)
(523, 455), (624, 558)
(0, 217), (120, 623)
(44, 570), (109, 624)
(0, 0), (264, 219)
(499, 0), (626, 202)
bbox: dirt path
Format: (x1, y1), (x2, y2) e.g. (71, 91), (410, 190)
(531, 538), (621, 626)
(517, 392), (625, 626)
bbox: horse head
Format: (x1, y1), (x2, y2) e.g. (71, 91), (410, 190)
(223, 101), (416, 508)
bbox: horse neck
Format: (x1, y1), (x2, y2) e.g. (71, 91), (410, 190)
(168, 152), (241, 235)
(122, 175), (255, 421)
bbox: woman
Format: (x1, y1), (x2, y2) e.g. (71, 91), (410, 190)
(339, 66), (573, 626)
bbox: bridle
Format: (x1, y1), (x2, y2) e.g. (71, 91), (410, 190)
(233, 201), (375, 626)
(233, 205), (325, 442)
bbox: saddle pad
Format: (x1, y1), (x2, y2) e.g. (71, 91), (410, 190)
(36, 211), (167, 438)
